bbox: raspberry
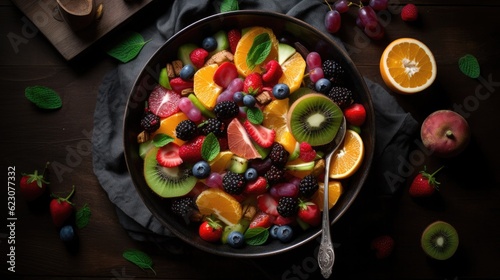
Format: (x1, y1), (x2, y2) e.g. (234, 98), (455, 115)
(268, 143), (289, 167)
(264, 165), (285, 185)
(262, 60), (283, 83)
(299, 142), (317, 162)
(189, 48), (209, 69)
(327, 86), (353, 108)
(140, 112), (161, 132)
(227, 29), (241, 54)
(401, 4), (418, 22)
(277, 197), (298, 217)
(200, 118), (226, 137)
(222, 171), (246, 195)
(175, 119), (198, 141)
(213, 101), (239, 120)
(322, 60), (345, 85)
(298, 175), (319, 198)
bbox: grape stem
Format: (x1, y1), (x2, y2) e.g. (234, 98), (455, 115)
(324, 0), (333, 11)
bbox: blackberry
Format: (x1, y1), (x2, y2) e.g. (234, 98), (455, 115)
(277, 197), (298, 217)
(175, 119), (198, 141)
(299, 174), (319, 198)
(214, 101), (239, 120)
(201, 118), (226, 137)
(264, 165), (285, 185)
(223, 171), (246, 195)
(171, 197), (195, 218)
(268, 143), (289, 167)
(323, 60), (345, 85)
(327, 86), (353, 108)
(140, 112), (161, 132)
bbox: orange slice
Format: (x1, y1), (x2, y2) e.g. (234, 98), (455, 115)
(311, 181), (342, 211)
(195, 188), (243, 226)
(380, 38), (437, 94)
(233, 26), (279, 77)
(152, 112), (189, 146)
(329, 129), (364, 179)
(209, 150), (233, 173)
(262, 98), (297, 154)
(193, 64), (223, 110)
(278, 52), (306, 93)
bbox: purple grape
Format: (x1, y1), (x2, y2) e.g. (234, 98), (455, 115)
(178, 97), (193, 113)
(334, 0), (350, 13)
(306, 52), (322, 70)
(187, 108), (202, 122)
(216, 90), (234, 103)
(324, 10), (341, 33)
(269, 183), (299, 199)
(205, 172), (223, 188)
(309, 67), (324, 83)
(358, 6), (378, 27)
(226, 77), (244, 94)
(369, 0), (388, 11)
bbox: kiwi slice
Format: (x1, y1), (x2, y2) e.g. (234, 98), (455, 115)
(421, 221), (459, 260)
(288, 87), (314, 106)
(287, 93), (343, 146)
(143, 148), (197, 198)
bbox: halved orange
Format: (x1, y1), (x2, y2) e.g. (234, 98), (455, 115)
(380, 38), (437, 94)
(278, 52), (306, 94)
(209, 150), (233, 173)
(233, 26), (279, 77)
(329, 129), (364, 179)
(152, 112), (189, 146)
(262, 98), (297, 154)
(311, 181), (342, 211)
(193, 64), (223, 110)
(195, 188), (243, 226)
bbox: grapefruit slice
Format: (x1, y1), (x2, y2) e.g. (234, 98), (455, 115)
(227, 118), (261, 159)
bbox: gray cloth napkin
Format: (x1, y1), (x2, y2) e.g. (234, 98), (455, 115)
(92, 0), (418, 241)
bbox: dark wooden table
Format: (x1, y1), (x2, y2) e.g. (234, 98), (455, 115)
(2, 1), (499, 279)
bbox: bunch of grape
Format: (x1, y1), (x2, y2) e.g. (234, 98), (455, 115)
(324, 0), (388, 40)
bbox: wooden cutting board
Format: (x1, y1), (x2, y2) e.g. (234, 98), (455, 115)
(11, 0), (156, 60)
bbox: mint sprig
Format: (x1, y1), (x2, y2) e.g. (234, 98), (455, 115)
(220, 0), (239, 13)
(25, 86), (62, 109)
(153, 133), (174, 147)
(246, 33), (272, 70)
(122, 249), (156, 275)
(107, 32), (150, 63)
(201, 133), (220, 161)
(75, 203), (91, 229)
(244, 227), (269, 245)
(246, 107), (264, 124)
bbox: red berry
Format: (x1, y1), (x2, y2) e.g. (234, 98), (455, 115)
(156, 143), (183, 167)
(243, 73), (263, 94)
(170, 77), (194, 94)
(179, 135), (205, 163)
(244, 176), (268, 195)
(401, 4), (418, 22)
(19, 163), (50, 202)
(297, 200), (321, 227)
(249, 211), (275, 228)
(243, 119), (276, 149)
(257, 193), (279, 216)
(409, 166), (444, 197)
(299, 142), (317, 162)
(198, 217), (223, 242)
(227, 29), (241, 54)
(262, 60), (283, 84)
(370, 235), (395, 259)
(189, 48), (209, 69)
(49, 186), (75, 227)
(344, 103), (367, 126)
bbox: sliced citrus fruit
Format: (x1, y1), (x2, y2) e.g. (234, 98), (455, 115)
(278, 52), (306, 94)
(195, 188), (243, 226)
(227, 118), (261, 159)
(262, 98), (297, 154)
(152, 112), (189, 146)
(380, 38), (437, 94)
(329, 129), (364, 179)
(193, 64), (223, 110)
(233, 26), (279, 77)
(311, 181), (343, 211)
(209, 150), (234, 173)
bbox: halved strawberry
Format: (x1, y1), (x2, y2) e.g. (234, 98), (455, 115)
(148, 85), (181, 118)
(244, 176), (268, 195)
(156, 143), (183, 167)
(257, 193), (279, 216)
(227, 29), (241, 54)
(179, 135), (205, 163)
(262, 60), (283, 84)
(213, 62), (238, 88)
(243, 119), (275, 148)
(249, 211), (275, 229)
(170, 77), (194, 94)
(190, 48), (209, 69)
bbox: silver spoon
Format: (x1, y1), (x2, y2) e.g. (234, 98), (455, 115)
(318, 116), (347, 279)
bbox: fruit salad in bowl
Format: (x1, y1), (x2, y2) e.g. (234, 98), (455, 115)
(124, 10), (374, 257)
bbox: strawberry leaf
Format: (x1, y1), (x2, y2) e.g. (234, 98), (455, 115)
(122, 249), (156, 275)
(75, 203), (91, 229)
(246, 107), (264, 124)
(244, 227), (269, 245)
(201, 133), (220, 162)
(246, 33), (271, 70)
(220, 0), (239, 13)
(25, 86), (62, 109)
(153, 133), (174, 147)
(107, 32), (150, 63)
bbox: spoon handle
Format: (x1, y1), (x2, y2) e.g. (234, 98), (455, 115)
(318, 152), (335, 279)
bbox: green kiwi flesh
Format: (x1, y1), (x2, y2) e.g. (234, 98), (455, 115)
(144, 147), (197, 198)
(287, 93), (343, 146)
(421, 221), (459, 260)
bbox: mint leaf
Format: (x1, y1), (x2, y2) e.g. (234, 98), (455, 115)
(246, 107), (264, 124)
(75, 204), (91, 229)
(458, 54), (480, 79)
(201, 133), (220, 162)
(220, 0), (239, 12)
(107, 32), (150, 63)
(244, 227), (269, 246)
(25, 86), (62, 109)
(122, 249), (156, 275)
(246, 33), (271, 70)
(153, 133), (174, 147)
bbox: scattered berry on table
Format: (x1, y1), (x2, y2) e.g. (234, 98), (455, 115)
(175, 119), (198, 141)
(370, 235), (395, 259)
(19, 163), (49, 202)
(401, 4), (418, 22)
(59, 225), (75, 242)
(223, 171), (247, 195)
(409, 166), (444, 197)
(298, 174), (319, 198)
(277, 196), (299, 217)
(140, 112), (161, 133)
(213, 100), (239, 120)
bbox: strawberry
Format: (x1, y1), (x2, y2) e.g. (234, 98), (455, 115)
(50, 185), (75, 227)
(244, 176), (268, 195)
(370, 235), (395, 259)
(299, 142), (317, 162)
(213, 62), (239, 88)
(344, 103), (366, 126)
(243, 119), (276, 148)
(401, 4), (418, 22)
(169, 77), (194, 94)
(273, 215), (295, 226)
(297, 199), (321, 227)
(409, 166), (444, 197)
(227, 29), (241, 54)
(19, 162), (50, 202)
(156, 143), (183, 167)
(249, 211), (275, 229)
(189, 48), (209, 69)
(243, 73), (263, 94)
(257, 193), (279, 216)
(198, 216), (223, 242)
(179, 135), (205, 163)
(261, 60), (283, 84)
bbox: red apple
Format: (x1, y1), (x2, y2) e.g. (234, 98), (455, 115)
(420, 110), (470, 158)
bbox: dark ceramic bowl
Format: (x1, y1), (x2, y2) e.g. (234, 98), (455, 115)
(123, 10), (375, 257)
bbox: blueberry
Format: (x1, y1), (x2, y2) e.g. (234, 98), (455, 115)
(227, 231), (245, 248)
(59, 225), (75, 242)
(192, 161), (211, 179)
(272, 83), (290, 100)
(180, 64), (195, 81)
(202, 36), (218, 52)
(233, 91), (244, 104)
(242, 94), (256, 107)
(269, 225), (280, 239)
(315, 78), (332, 93)
(277, 225), (294, 243)
(244, 167), (258, 181)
